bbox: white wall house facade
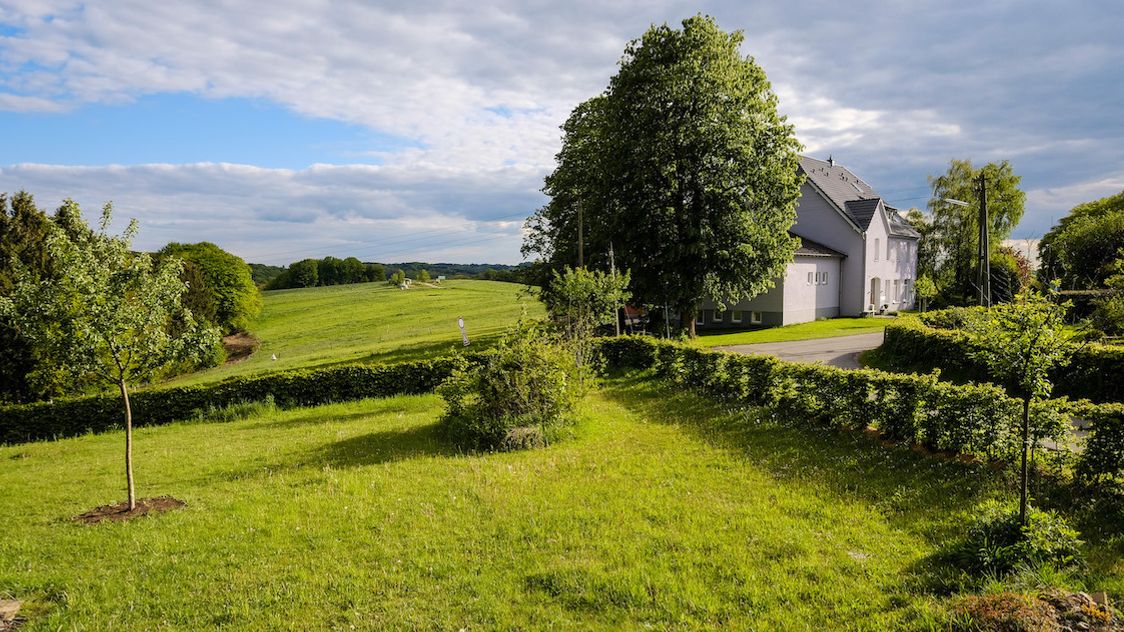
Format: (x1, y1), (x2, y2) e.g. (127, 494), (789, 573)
(698, 155), (920, 328)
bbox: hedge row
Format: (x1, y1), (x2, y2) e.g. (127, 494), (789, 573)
(596, 336), (1124, 483)
(881, 317), (1124, 404)
(0, 355), (483, 445)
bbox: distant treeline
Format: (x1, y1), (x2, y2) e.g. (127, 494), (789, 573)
(260, 258), (532, 290)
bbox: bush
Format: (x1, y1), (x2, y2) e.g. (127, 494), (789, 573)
(954, 502), (1084, 576)
(882, 315), (1124, 404)
(0, 355), (480, 445)
(439, 326), (577, 450)
(1072, 401), (1124, 485)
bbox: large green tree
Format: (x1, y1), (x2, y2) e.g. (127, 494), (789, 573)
(0, 192), (55, 403)
(927, 159), (1026, 303)
(158, 241), (261, 332)
(523, 15), (803, 337)
(0, 202), (220, 510)
(1039, 189), (1124, 290)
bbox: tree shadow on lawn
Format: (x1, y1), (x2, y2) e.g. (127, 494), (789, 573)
(598, 376), (1005, 541)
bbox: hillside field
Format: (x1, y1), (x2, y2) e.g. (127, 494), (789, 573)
(170, 280), (542, 387)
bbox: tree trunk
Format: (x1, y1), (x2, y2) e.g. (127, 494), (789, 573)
(680, 308), (696, 339)
(119, 379), (136, 511)
(1019, 396), (1030, 526)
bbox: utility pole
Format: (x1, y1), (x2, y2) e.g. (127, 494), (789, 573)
(978, 172), (990, 307)
(577, 202), (584, 268)
(609, 241), (621, 336)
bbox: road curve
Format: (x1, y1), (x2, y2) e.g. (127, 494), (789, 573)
(715, 332), (885, 369)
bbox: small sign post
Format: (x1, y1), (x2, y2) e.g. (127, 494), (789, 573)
(457, 317), (469, 346)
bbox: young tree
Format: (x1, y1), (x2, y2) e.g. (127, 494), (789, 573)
(545, 266), (631, 385)
(968, 287), (1072, 525)
(0, 202), (220, 511)
(524, 15), (803, 337)
(915, 275), (938, 312)
(417, 269), (431, 283)
(928, 159), (1026, 303)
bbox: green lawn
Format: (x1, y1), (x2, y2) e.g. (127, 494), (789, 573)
(694, 317), (891, 348)
(9, 377), (1120, 629)
(169, 280), (542, 387)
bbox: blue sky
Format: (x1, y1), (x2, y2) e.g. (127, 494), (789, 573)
(1, 1), (1122, 264)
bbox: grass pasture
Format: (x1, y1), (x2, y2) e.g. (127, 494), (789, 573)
(694, 317), (890, 348)
(10, 376), (1114, 630)
(170, 280), (542, 387)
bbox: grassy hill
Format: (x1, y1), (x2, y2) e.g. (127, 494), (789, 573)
(1, 378), (1070, 629)
(170, 279), (541, 387)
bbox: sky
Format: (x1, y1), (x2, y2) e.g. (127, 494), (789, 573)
(1, 1), (1122, 266)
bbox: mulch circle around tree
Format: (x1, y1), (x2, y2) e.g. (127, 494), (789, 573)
(72, 496), (186, 525)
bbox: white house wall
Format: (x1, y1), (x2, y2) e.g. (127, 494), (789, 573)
(863, 206), (918, 311)
(789, 182), (867, 315)
(781, 256), (841, 324)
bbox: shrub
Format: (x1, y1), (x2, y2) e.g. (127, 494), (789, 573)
(954, 502), (1084, 576)
(1073, 402), (1124, 485)
(439, 326), (577, 450)
(882, 316), (1124, 404)
(949, 593), (1060, 632)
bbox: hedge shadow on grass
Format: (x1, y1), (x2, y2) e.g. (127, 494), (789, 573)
(597, 375), (1003, 540)
(245, 404), (418, 431)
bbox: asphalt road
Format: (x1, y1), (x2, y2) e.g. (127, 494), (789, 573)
(716, 332), (886, 369)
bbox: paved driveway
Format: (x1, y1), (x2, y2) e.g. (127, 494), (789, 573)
(716, 332), (885, 369)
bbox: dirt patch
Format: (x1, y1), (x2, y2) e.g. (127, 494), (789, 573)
(73, 496), (186, 525)
(223, 332), (260, 364)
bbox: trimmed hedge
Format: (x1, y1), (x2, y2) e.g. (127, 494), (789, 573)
(0, 355), (484, 445)
(596, 336), (1124, 482)
(881, 317), (1124, 404)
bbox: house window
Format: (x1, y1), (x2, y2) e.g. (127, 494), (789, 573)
(731, 310), (743, 323)
(887, 239), (892, 260)
(823, 271), (829, 284)
(807, 271), (813, 285)
(874, 238), (880, 261)
(695, 312), (704, 326)
(894, 279), (901, 302)
(713, 309), (723, 323)
(750, 311), (763, 324)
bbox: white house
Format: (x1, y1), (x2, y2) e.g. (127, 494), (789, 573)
(698, 155), (920, 328)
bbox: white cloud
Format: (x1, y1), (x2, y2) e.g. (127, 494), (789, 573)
(0, 162), (540, 264)
(1, 1), (1123, 254)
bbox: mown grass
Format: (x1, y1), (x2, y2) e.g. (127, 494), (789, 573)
(169, 280), (542, 387)
(694, 317), (891, 348)
(8, 376), (1120, 629)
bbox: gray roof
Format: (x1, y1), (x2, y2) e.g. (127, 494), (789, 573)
(792, 232), (845, 258)
(798, 155), (919, 240)
(886, 205), (922, 239)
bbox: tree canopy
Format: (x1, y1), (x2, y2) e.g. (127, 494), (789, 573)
(1039, 189), (1124, 290)
(158, 241), (261, 333)
(523, 15), (803, 336)
(927, 159), (1025, 303)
